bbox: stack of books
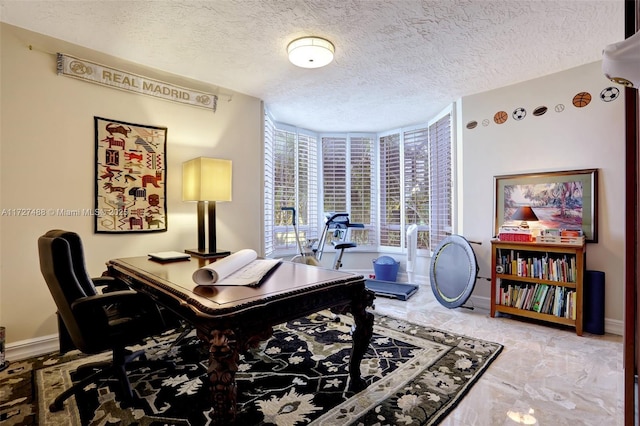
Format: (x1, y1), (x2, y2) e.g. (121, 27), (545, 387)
(498, 226), (539, 242)
(536, 228), (585, 245)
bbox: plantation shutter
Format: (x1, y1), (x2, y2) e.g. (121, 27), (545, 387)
(350, 136), (376, 246)
(264, 112), (275, 256)
(297, 132), (319, 246)
(428, 112), (453, 250)
(273, 128), (297, 251)
(322, 137), (347, 213)
(403, 128), (430, 249)
(379, 133), (401, 247)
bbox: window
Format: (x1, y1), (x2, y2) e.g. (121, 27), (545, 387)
(321, 135), (376, 248)
(264, 105), (454, 256)
(264, 112), (318, 257)
(379, 133), (401, 247)
(428, 110), (453, 249)
(403, 128), (429, 249)
(378, 107), (453, 252)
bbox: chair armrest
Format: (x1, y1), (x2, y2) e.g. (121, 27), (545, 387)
(72, 290), (162, 318)
(92, 276), (131, 292)
(70, 290), (142, 315)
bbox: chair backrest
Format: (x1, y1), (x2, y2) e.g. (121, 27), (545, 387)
(38, 232), (100, 352)
(43, 229), (98, 297)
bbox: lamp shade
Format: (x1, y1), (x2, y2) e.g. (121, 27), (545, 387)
(287, 36), (335, 68)
(182, 157), (232, 202)
(511, 206), (539, 222)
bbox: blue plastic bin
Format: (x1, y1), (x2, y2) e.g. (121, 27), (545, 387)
(373, 256), (400, 282)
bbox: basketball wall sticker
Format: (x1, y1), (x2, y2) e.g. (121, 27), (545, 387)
(494, 111), (508, 124)
(572, 92), (592, 107)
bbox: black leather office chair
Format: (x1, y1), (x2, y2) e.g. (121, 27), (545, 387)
(38, 230), (170, 412)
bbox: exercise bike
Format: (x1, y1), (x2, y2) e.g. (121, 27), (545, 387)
(281, 207), (320, 266)
(313, 212), (364, 270)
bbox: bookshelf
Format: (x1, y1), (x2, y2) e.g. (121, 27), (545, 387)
(490, 239), (586, 336)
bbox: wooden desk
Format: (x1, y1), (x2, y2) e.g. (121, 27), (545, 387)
(107, 256), (374, 425)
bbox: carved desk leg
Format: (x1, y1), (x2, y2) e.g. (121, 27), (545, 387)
(207, 329), (239, 425)
(349, 288), (375, 391)
(205, 326), (274, 425)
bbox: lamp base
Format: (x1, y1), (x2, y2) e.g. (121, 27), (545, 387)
(185, 248), (231, 259)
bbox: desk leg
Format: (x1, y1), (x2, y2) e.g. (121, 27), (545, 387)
(349, 288), (375, 392)
(207, 329), (239, 425)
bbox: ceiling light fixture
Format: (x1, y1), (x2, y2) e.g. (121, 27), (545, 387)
(287, 36), (335, 69)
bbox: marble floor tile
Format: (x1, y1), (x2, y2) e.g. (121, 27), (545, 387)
(371, 283), (623, 426)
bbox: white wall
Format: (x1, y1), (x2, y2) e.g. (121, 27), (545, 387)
(459, 61), (625, 328)
(0, 24), (264, 343)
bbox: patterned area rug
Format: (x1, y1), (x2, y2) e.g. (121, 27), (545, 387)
(1, 312), (502, 425)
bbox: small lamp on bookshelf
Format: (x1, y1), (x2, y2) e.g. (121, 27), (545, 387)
(511, 205), (539, 229)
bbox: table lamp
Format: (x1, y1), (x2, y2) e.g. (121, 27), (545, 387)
(511, 205), (539, 229)
(183, 157), (232, 258)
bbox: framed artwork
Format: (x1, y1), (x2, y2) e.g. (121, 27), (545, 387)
(494, 169), (598, 242)
(94, 117), (167, 233)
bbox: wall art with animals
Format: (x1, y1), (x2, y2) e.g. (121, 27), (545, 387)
(94, 117), (168, 233)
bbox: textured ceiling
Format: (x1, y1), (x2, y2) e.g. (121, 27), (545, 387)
(0, 0), (626, 132)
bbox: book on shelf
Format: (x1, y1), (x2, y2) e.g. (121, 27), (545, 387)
(532, 284), (549, 313)
(541, 286), (555, 314)
(192, 249), (282, 286)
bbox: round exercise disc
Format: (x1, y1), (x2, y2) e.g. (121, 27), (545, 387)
(429, 235), (478, 308)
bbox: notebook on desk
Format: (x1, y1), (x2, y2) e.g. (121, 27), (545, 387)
(148, 251), (191, 261)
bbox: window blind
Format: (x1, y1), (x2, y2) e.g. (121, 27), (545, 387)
(321, 135), (376, 248)
(322, 137), (347, 213)
(379, 133), (401, 247)
(428, 112), (453, 250)
(264, 116), (319, 256)
(350, 136), (376, 246)
(403, 128), (430, 249)
(264, 112), (275, 256)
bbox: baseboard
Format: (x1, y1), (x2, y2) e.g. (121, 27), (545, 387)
(6, 333), (59, 362)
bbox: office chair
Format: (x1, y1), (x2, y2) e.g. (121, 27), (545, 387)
(38, 230), (171, 412)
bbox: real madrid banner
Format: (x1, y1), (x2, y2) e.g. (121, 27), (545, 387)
(56, 53), (218, 112)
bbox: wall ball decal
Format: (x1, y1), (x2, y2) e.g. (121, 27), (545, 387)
(494, 111), (508, 124)
(600, 86), (620, 102)
(512, 108), (526, 121)
(482, 119), (490, 126)
(466, 121), (478, 129)
(533, 106), (548, 116)
(572, 92), (592, 107)
(555, 104), (565, 112)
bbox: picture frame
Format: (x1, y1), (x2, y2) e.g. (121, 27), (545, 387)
(94, 117), (168, 233)
(494, 169), (598, 242)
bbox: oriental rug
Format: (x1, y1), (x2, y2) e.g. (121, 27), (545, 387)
(0, 312), (502, 425)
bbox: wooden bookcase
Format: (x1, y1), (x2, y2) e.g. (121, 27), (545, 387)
(490, 239), (586, 336)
